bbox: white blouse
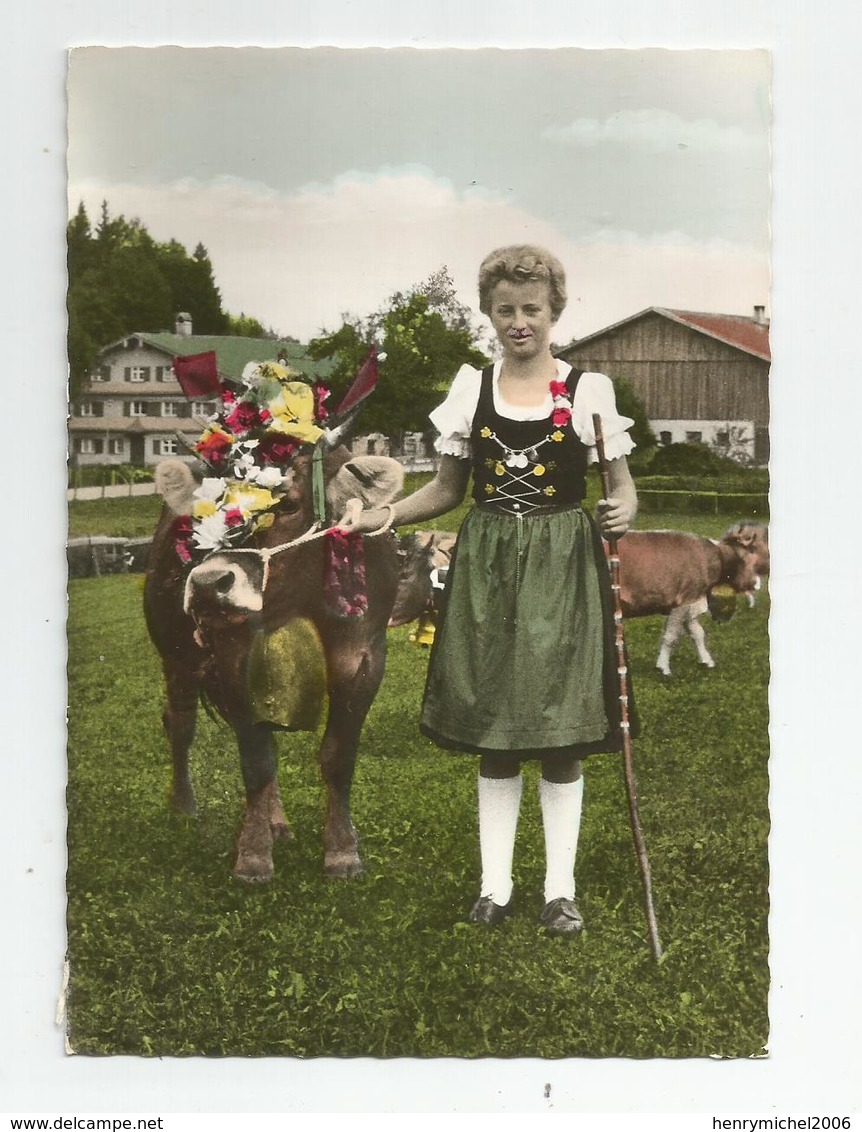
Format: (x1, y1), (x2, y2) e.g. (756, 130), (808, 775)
(429, 359), (636, 465)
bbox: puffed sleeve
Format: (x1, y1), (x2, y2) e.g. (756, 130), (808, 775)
(571, 372), (636, 464)
(428, 364), (482, 458)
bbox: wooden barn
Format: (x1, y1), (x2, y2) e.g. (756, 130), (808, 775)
(558, 306), (771, 465)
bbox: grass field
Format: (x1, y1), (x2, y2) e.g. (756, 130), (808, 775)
(65, 493), (769, 1059)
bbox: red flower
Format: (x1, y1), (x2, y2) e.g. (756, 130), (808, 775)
(552, 406), (572, 426)
(313, 381), (331, 424)
(223, 507), (245, 528)
(220, 388), (237, 408)
(171, 515), (193, 563)
(195, 428), (233, 466)
(258, 408), (273, 425)
(224, 400), (264, 436)
(549, 380), (569, 399)
(257, 433), (299, 467)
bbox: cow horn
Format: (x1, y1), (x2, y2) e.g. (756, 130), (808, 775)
(322, 407), (361, 450)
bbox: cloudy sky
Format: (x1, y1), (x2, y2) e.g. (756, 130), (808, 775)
(67, 46), (771, 347)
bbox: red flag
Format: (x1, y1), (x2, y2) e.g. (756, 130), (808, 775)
(334, 346), (379, 416)
(172, 351), (222, 399)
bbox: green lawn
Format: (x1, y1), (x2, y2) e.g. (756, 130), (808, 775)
(65, 503), (770, 1058)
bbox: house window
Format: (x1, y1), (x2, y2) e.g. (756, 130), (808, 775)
(130, 401), (147, 417)
(659, 431), (672, 446)
(154, 438), (178, 456)
(686, 431), (702, 444)
(78, 438), (104, 455)
(91, 365), (110, 382)
(161, 402), (179, 417)
(155, 366), (175, 383)
(192, 401), (214, 417)
(79, 401), (95, 416)
(126, 366), (151, 383)
(108, 439), (125, 456)
(716, 430), (730, 447)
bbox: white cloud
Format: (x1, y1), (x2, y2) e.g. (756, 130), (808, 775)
(68, 167), (769, 349)
(543, 108), (763, 154)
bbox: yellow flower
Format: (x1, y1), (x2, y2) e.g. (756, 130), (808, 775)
(485, 458), (496, 469)
(495, 461), (505, 477)
(543, 485), (557, 496)
(191, 499), (217, 519)
(259, 361), (299, 382)
(532, 464), (546, 477)
(222, 483), (278, 514)
(551, 430), (565, 442)
(253, 513), (276, 532)
(267, 381), (323, 443)
(480, 427), (492, 438)
(484, 483), (495, 495)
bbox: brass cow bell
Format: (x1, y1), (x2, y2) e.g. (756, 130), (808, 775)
(409, 612), (438, 648)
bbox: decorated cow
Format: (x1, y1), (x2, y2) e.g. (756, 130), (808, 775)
(144, 351), (404, 883)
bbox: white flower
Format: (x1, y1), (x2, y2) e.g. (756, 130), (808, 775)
(232, 449), (258, 479)
(252, 466), (285, 490)
(191, 511), (229, 551)
(193, 477), (227, 502)
(241, 362), (263, 388)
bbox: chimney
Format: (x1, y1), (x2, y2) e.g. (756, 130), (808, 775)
(753, 305), (766, 326)
(175, 312), (193, 337)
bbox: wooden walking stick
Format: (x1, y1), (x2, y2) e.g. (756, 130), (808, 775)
(592, 413), (664, 962)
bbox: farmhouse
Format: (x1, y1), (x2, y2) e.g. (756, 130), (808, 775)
(69, 314), (336, 468)
(558, 306), (771, 465)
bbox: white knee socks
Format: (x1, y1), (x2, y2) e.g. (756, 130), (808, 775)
(477, 773), (523, 905)
(538, 776), (584, 903)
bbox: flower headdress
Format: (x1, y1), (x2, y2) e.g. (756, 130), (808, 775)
(172, 360), (332, 563)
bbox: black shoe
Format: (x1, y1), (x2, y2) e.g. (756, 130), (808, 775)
(540, 897), (584, 936)
(468, 895), (514, 926)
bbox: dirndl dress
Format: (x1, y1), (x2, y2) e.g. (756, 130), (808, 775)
(419, 364), (637, 758)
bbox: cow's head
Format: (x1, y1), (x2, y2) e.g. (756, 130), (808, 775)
(388, 531), (455, 627)
(709, 521), (770, 619)
(155, 451), (404, 623)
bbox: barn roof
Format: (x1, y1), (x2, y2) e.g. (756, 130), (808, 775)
(565, 306), (771, 363)
(98, 334), (337, 382)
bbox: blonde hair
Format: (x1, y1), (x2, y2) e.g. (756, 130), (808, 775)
(477, 245), (567, 321)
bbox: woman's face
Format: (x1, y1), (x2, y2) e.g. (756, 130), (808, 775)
(488, 279), (556, 361)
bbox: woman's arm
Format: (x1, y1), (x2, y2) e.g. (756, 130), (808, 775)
(337, 453), (471, 533)
(595, 455), (637, 537)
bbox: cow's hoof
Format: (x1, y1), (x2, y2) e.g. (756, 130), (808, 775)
(324, 852), (364, 879)
(232, 855), (274, 884)
(270, 820), (294, 843)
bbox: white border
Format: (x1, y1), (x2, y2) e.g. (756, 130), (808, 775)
(3, 0), (860, 1120)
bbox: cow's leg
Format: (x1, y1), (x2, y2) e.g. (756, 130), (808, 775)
(232, 719), (279, 883)
(161, 664), (199, 815)
(686, 608), (715, 668)
(268, 777), (294, 842)
(745, 575), (763, 609)
(656, 606), (687, 676)
(318, 629), (387, 878)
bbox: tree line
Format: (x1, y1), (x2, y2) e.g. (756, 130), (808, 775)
(66, 201), (273, 397)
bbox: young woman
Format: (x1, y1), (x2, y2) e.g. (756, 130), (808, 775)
(339, 246), (637, 936)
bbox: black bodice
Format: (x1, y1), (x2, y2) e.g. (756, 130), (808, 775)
(470, 365), (588, 514)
